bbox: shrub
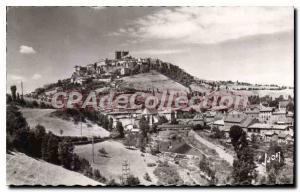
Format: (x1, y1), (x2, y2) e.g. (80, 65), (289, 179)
(147, 163), (156, 167)
(153, 164), (183, 185)
(98, 147), (108, 155)
(144, 173), (152, 182)
(126, 175), (140, 186)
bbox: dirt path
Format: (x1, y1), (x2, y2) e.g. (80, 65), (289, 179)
(188, 130), (234, 165)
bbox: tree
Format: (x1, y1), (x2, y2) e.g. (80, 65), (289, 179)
(144, 173), (151, 182)
(157, 115), (168, 125)
(17, 93), (20, 102)
(229, 125), (257, 185)
(40, 102), (46, 109)
(57, 79), (62, 87)
(229, 125), (248, 156)
(58, 138), (74, 169)
(286, 102), (294, 112)
(199, 155), (216, 183)
(10, 85), (17, 101)
(199, 155), (210, 173)
(6, 105), (30, 152)
(126, 175), (140, 186)
(32, 100), (39, 108)
(124, 132), (136, 149)
(93, 169), (105, 182)
(103, 116), (109, 130)
(46, 132), (60, 164)
(211, 127), (225, 139)
(108, 117), (114, 130)
(41, 134), (49, 161)
(6, 94), (12, 104)
(266, 142), (285, 184)
(107, 179), (118, 186)
(171, 111), (177, 124)
(116, 121), (124, 138)
(33, 124), (46, 157)
(139, 116), (149, 138)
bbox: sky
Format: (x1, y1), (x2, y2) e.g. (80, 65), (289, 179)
(6, 7), (294, 93)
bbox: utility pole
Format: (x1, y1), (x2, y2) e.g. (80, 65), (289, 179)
(91, 124), (95, 164)
(21, 81), (23, 98)
(92, 136), (95, 163)
(121, 160), (130, 185)
(80, 115), (82, 137)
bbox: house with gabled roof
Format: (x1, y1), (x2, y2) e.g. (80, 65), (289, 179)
(278, 133), (293, 144)
(186, 113), (205, 127)
(264, 132), (278, 142)
(247, 123), (291, 141)
(259, 104), (274, 123)
(223, 113), (247, 137)
(245, 106), (260, 118)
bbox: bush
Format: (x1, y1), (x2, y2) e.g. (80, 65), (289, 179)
(98, 147), (108, 155)
(93, 169), (106, 183)
(153, 164), (183, 185)
(147, 163), (156, 167)
(126, 175), (140, 186)
(210, 127), (225, 139)
(107, 179), (118, 186)
(32, 100), (39, 108)
(144, 173), (152, 182)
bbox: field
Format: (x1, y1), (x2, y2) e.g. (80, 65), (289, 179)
(20, 108), (110, 137)
(7, 152), (101, 186)
(74, 140), (159, 185)
(237, 89), (294, 99)
(189, 83), (210, 93)
(120, 71), (189, 92)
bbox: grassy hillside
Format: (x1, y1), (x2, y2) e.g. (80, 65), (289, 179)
(119, 70), (190, 92)
(74, 140), (159, 185)
(20, 108), (110, 137)
(7, 152), (102, 186)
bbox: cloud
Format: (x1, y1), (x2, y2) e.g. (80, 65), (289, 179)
(19, 45), (36, 54)
(9, 74), (25, 81)
(117, 7), (293, 44)
(132, 49), (188, 55)
(32, 73), (42, 80)
(7, 75), (27, 85)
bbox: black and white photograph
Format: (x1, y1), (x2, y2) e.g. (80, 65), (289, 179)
(6, 6), (295, 187)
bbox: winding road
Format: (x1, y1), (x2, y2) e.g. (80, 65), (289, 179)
(188, 130), (234, 165)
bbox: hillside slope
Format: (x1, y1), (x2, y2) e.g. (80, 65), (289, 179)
(119, 70), (190, 92)
(74, 140), (159, 185)
(20, 108), (110, 137)
(7, 152), (102, 186)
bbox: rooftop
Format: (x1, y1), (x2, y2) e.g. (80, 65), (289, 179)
(224, 114), (246, 123)
(248, 123), (289, 130)
(213, 119), (224, 126)
(157, 124), (192, 130)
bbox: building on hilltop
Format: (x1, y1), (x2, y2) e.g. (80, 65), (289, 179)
(115, 50), (129, 60)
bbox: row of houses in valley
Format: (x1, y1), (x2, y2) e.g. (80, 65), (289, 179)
(210, 102), (293, 144)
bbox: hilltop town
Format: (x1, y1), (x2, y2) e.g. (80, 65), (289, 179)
(7, 51), (294, 186)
